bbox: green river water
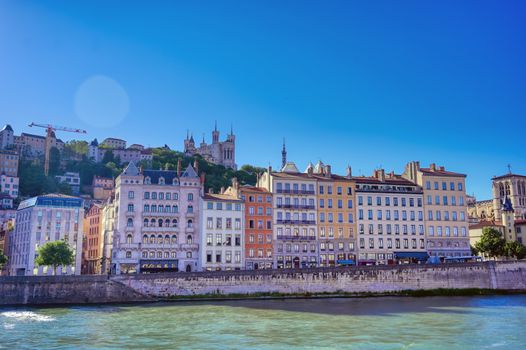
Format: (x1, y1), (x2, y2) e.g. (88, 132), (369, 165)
(1, 295), (525, 349)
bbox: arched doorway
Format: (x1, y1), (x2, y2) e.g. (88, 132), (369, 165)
(186, 264), (192, 272)
(293, 257), (300, 268)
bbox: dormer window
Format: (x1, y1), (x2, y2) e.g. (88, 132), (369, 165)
(159, 177), (165, 185)
(173, 178), (179, 185)
(144, 177), (151, 185)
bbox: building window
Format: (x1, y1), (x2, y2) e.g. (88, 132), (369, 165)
(128, 191), (134, 199)
(127, 218), (133, 227)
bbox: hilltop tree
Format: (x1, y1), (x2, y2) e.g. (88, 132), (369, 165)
(475, 228), (506, 259)
(102, 150), (116, 164)
(19, 160), (59, 196)
(48, 147), (61, 176)
(63, 140), (88, 158)
(35, 241), (75, 275)
(504, 241), (526, 260)
(0, 250), (7, 269)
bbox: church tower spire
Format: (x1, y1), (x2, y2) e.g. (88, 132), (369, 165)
(281, 138), (287, 169)
(212, 121), (219, 144)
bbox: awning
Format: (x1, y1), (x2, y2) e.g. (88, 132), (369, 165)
(394, 252), (429, 260)
(337, 260), (355, 265)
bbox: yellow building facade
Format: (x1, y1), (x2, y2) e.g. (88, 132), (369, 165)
(312, 163), (356, 266)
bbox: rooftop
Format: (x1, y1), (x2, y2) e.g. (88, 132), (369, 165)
(469, 220), (503, 229)
(20, 132), (45, 140)
(239, 185), (271, 193)
(203, 193), (242, 202)
(419, 167), (466, 177)
(492, 173), (526, 180)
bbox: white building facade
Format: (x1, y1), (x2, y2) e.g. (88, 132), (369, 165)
(111, 162), (203, 274)
(200, 193), (244, 271)
(7, 194), (83, 276)
(355, 170), (426, 265)
(258, 162), (319, 269)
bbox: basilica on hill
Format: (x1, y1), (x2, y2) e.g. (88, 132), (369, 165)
(183, 122), (237, 170)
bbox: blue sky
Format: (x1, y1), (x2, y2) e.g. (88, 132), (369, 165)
(1, 1), (525, 199)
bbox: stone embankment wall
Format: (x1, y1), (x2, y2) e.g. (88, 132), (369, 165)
(114, 261), (526, 298)
(1, 261), (525, 305)
(0, 275), (150, 305)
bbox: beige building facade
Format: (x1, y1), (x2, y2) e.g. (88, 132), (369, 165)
(403, 162), (470, 258)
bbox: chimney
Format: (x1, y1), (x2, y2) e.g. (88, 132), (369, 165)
(346, 165), (352, 179)
(208, 188), (214, 194)
(374, 169), (386, 181)
(193, 159), (199, 173)
(430, 163), (436, 171)
(200, 172), (206, 184)
(307, 166), (313, 176)
(325, 165), (331, 178)
(439, 166), (445, 171)
(177, 159), (182, 176)
(220, 186), (225, 194)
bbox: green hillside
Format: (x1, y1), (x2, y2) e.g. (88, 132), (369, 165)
(18, 145), (266, 198)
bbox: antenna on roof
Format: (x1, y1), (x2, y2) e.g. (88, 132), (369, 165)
(507, 164), (512, 174)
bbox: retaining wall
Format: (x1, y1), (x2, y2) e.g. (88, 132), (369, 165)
(1, 261), (525, 305)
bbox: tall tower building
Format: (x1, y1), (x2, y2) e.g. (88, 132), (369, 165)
(281, 139), (287, 170)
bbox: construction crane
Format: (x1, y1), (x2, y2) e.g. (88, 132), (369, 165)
(28, 122), (87, 176)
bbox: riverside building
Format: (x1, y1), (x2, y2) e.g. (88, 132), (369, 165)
(258, 162), (318, 269)
(311, 162), (357, 267)
(234, 184), (273, 270)
(355, 170), (426, 265)
(200, 188), (244, 271)
(7, 194), (83, 276)
(403, 162), (471, 258)
(82, 203), (103, 274)
(111, 161), (203, 274)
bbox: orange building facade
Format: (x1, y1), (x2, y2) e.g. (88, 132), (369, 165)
(240, 186), (273, 269)
(82, 203), (103, 274)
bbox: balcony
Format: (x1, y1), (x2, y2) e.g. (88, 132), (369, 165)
(276, 189), (315, 195)
(181, 243), (199, 250)
(276, 204), (315, 210)
(142, 226), (179, 233)
(276, 219), (316, 225)
(142, 212), (179, 217)
(276, 235), (317, 241)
